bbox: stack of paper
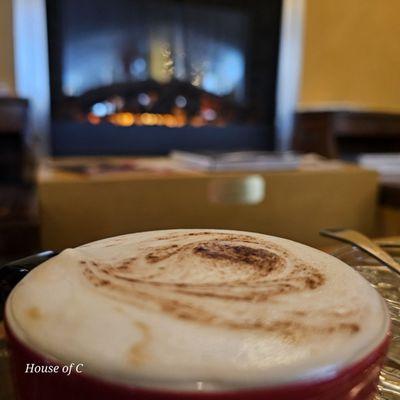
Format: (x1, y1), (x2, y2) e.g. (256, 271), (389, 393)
(170, 151), (300, 171)
(358, 153), (400, 182)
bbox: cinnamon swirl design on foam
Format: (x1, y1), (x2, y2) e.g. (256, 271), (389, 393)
(6, 230), (389, 391)
(80, 232), (358, 339)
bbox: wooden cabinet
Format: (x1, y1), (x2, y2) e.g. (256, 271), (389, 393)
(0, 97), (30, 182)
(0, 98), (39, 260)
(293, 110), (400, 159)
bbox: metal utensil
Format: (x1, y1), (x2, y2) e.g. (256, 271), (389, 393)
(320, 228), (400, 276)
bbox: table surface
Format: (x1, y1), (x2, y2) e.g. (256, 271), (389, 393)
(37, 156), (367, 183)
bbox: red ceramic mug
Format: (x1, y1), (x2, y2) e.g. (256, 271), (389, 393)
(1, 247), (391, 400)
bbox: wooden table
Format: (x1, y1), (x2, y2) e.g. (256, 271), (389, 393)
(37, 157), (378, 250)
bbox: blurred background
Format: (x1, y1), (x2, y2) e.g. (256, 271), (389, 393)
(1, 0), (400, 262)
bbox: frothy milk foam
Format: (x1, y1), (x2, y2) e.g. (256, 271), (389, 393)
(6, 230), (389, 391)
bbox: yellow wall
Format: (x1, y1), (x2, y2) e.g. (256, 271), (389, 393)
(2, 0), (400, 111)
(0, 0), (14, 93)
(299, 0), (400, 112)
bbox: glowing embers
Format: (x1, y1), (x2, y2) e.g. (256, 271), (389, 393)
(87, 101), (225, 128)
(88, 108), (185, 128)
(94, 112), (187, 128)
(84, 87), (237, 128)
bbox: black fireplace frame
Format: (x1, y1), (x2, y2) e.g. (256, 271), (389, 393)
(46, 0), (283, 155)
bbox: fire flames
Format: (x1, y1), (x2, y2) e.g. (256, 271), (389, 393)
(87, 111), (224, 128)
(83, 90), (235, 128)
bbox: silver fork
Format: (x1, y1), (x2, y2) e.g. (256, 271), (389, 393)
(320, 228), (400, 276)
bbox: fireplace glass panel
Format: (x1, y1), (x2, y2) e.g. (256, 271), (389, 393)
(47, 0), (282, 154)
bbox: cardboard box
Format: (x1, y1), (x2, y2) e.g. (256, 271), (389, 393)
(38, 157), (378, 250)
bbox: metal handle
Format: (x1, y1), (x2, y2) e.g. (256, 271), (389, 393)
(320, 228), (400, 276)
(0, 251), (58, 320)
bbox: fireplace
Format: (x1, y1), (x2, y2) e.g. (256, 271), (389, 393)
(46, 0), (282, 155)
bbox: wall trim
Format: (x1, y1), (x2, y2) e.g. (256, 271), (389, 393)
(276, 0), (305, 150)
(13, 0), (50, 154)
